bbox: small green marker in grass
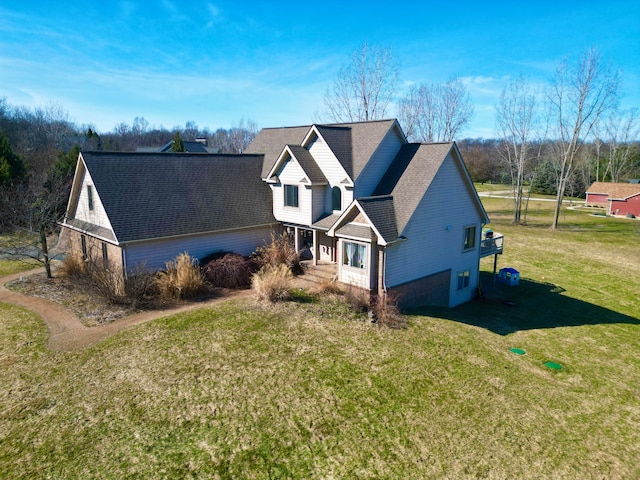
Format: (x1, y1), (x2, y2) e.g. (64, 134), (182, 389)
(544, 361), (562, 370)
(510, 348), (526, 355)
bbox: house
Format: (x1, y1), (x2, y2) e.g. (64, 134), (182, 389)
(62, 119), (497, 308)
(247, 120), (492, 308)
(585, 182), (640, 217)
(60, 152), (278, 278)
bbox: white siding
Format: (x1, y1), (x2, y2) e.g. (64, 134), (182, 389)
(123, 225), (277, 272)
(312, 185), (326, 222)
(384, 153), (483, 307)
(73, 168), (116, 234)
(272, 158), (312, 225)
(308, 137), (350, 186)
(354, 127), (404, 197)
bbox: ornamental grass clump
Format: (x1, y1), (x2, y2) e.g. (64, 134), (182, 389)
(156, 252), (204, 300)
(251, 232), (303, 275)
(252, 263), (292, 303)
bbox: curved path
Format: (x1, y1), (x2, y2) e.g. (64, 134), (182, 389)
(0, 269), (250, 352)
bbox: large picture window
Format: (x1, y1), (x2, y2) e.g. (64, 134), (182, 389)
(284, 185), (299, 208)
(463, 225), (476, 251)
(343, 241), (366, 269)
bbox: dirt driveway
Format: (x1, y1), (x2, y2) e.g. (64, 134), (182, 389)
(0, 269), (250, 351)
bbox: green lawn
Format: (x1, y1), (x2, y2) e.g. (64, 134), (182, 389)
(1, 201), (639, 478)
(0, 258), (40, 277)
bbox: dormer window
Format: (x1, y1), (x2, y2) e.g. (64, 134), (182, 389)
(284, 185), (299, 208)
(332, 186), (342, 211)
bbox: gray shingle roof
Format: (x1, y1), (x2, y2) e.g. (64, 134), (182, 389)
(287, 145), (328, 184)
(373, 143), (454, 235)
(312, 213), (340, 230)
(78, 152), (275, 243)
(356, 196), (398, 243)
(244, 126), (310, 179)
(335, 223), (374, 240)
(315, 126), (353, 178)
(246, 119), (402, 182)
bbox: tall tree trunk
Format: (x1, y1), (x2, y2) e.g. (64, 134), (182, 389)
(40, 226), (52, 279)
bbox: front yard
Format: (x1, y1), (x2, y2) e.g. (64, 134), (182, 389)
(1, 199), (639, 478)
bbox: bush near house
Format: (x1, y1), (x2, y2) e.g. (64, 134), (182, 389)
(156, 252), (205, 300)
(252, 263), (292, 303)
(201, 253), (253, 289)
(251, 232), (303, 275)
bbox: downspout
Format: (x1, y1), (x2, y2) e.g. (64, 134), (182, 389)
(121, 245), (127, 280)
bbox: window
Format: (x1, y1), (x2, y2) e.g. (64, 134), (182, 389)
(284, 185), (299, 208)
(332, 186), (342, 211)
(343, 241), (366, 269)
(457, 270), (470, 290)
(81, 235), (87, 260)
(463, 225), (476, 250)
(87, 185), (94, 211)
(102, 242), (108, 265)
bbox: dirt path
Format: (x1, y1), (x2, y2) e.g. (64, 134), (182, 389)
(0, 269), (250, 352)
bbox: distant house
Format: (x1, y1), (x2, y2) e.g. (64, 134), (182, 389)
(136, 138), (214, 153)
(62, 119), (499, 308)
(585, 182), (640, 217)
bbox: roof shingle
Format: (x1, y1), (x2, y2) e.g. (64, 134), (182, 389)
(78, 152), (275, 243)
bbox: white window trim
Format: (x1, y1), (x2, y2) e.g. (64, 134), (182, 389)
(462, 225), (477, 252)
(342, 240), (368, 272)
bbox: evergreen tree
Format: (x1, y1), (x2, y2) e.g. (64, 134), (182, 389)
(171, 132), (185, 152)
(0, 130), (27, 187)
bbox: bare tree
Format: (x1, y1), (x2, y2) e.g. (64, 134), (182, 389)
(495, 76), (538, 224)
(547, 48), (620, 229)
(603, 108), (639, 182)
(322, 43), (399, 123)
(398, 78), (474, 142)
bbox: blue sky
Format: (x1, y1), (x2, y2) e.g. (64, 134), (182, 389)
(1, 1), (638, 138)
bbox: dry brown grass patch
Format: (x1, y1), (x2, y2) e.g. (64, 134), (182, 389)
(156, 252), (205, 300)
(252, 263), (292, 303)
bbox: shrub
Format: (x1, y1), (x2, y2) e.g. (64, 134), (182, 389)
(156, 252), (204, 300)
(124, 264), (156, 308)
(312, 276), (343, 296)
(251, 232), (303, 275)
(252, 263), (292, 303)
(343, 284), (371, 314)
(201, 253), (253, 289)
(59, 253), (85, 278)
(371, 293), (406, 329)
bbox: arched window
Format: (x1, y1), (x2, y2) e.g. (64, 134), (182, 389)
(332, 186), (342, 211)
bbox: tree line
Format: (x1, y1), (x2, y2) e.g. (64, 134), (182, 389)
(321, 45), (639, 226)
(0, 99), (258, 275)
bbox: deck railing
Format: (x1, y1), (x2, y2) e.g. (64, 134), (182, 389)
(480, 233), (504, 257)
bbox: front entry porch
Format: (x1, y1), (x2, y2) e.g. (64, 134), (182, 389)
(285, 224), (337, 266)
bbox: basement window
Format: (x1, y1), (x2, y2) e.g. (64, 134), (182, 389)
(81, 235), (87, 260)
(457, 270), (470, 290)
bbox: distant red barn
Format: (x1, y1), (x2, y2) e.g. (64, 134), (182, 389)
(585, 182), (640, 217)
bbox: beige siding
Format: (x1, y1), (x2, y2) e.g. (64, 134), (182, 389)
(123, 225), (277, 272)
(73, 168), (115, 234)
(272, 159), (312, 225)
(384, 153), (483, 307)
(354, 127), (404, 196)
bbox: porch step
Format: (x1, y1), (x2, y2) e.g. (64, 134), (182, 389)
(293, 261), (337, 290)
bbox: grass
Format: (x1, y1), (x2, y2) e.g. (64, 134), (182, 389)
(1, 201), (639, 478)
(0, 258), (40, 277)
